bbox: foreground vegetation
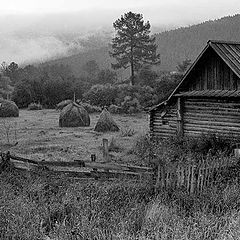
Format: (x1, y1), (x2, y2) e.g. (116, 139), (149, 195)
(1, 168), (240, 240)
(1, 133), (240, 239)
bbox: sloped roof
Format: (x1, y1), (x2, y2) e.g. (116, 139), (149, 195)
(150, 40), (240, 112)
(174, 89), (240, 98)
(209, 40), (240, 78)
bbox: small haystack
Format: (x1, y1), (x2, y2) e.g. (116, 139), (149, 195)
(94, 108), (119, 132)
(56, 99), (73, 110)
(59, 102), (90, 127)
(0, 99), (19, 117)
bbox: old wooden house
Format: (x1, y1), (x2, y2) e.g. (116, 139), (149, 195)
(150, 40), (240, 138)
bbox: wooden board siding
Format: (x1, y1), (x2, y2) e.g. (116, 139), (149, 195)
(180, 48), (240, 91)
(150, 103), (177, 139)
(183, 98), (240, 137)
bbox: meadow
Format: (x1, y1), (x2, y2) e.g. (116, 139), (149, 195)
(1, 110), (240, 239)
(0, 109), (149, 165)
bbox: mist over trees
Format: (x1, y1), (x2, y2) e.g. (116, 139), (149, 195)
(6, 10), (234, 111)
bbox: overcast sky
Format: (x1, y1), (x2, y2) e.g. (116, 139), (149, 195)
(0, 0), (240, 64)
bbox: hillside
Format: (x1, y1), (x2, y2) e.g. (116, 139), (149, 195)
(45, 14), (240, 76)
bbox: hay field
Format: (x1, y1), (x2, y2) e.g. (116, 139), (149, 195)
(0, 109), (149, 165)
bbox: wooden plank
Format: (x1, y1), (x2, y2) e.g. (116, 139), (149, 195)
(176, 97), (184, 136)
(190, 165), (195, 194)
(102, 138), (110, 162)
(10, 154), (153, 173)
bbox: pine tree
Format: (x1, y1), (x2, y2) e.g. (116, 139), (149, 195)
(110, 12), (160, 85)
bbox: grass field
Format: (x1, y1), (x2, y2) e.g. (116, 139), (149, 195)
(2, 110), (240, 239)
(0, 109), (149, 165)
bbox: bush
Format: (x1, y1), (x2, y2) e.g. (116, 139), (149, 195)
(28, 103), (43, 110)
(108, 104), (122, 114)
(80, 102), (102, 113)
(83, 84), (118, 107)
(83, 84), (159, 113)
(120, 127), (136, 137)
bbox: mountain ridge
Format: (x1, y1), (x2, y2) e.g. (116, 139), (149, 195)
(44, 14), (240, 76)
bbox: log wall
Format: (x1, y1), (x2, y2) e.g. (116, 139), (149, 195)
(150, 97), (240, 139)
(183, 97), (240, 137)
(150, 103), (177, 139)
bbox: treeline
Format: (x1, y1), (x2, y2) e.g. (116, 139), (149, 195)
(155, 14), (240, 70)
(0, 60), (188, 112)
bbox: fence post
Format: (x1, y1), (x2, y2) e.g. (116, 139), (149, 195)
(155, 164), (161, 193)
(190, 165), (196, 194)
(102, 139), (110, 162)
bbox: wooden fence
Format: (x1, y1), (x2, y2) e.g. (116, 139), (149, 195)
(155, 158), (238, 194)
(0, 152), (154, 181)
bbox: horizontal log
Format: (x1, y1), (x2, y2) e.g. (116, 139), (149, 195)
(184, 120), (240, 130)
(184, 106), (240, 113)
(185, 100), (240, 107)
(184, 119), (240, 128)
(185, 98), (240, 104)
(152, 123), (177, 129)
(184, 129), (239, 137)
(183, 124), (240, 134)
(184, 113), (240, 122)
(152, 128), (177, 134)
(10, 154), (153, 173)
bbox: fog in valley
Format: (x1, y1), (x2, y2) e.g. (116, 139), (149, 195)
(0, 0), (239, 65)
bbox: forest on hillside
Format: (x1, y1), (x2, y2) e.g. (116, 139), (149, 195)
(48, 14), (240, 75)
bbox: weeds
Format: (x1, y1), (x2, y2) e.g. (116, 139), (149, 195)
(0, 121), (18, 144)
(2, 170), (240, 239)
(109, 137), (122, 152)
(120, 127), (136, 137)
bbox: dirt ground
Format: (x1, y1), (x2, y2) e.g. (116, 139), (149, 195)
(0, 109), (149, 166)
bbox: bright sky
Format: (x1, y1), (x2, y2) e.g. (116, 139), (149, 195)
(1, 0), (240, 18)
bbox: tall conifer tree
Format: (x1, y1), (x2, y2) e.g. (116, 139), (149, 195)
(110, 12), (160, 85)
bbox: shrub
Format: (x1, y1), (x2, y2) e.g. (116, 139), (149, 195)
(120, 127), (136, 137)
(121, 96), (142, 113)
(83, 84), (118, 107)
(108, 104), (122, 114)
(83, 84), (159, 113)
(81, 102), (102, 113)
(28, 102), (43, 110)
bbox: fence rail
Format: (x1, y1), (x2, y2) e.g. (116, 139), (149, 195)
(0, 151), (154, 181)
(155, 159), (237, 194)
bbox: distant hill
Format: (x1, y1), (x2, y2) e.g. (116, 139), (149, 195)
(45, 14), (240, 76)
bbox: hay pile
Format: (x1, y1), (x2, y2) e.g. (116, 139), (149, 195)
(59, 102), (90, 127)
(94, 108), (119, 132)
(0, 99), (19, 117)
(56, 99), (73, 110)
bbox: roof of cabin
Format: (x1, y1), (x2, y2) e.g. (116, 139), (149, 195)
(174, 89), (240, 98)
(150, 40), (240, 112)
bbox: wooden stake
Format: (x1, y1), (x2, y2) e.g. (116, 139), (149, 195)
(102, 138), (110, 162)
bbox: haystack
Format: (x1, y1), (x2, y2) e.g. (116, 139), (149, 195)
(56, 99), (73, 110)
(59, 102), (90, 127)
(0, 99), (19, 117)
(94, 108), (119, 132)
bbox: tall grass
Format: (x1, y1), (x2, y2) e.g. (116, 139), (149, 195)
(1, 133), (240, 239)
(1, 169), (240, 239)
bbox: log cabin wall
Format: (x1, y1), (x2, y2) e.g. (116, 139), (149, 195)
(180, 48), (240, 91)
(150, 103), (177, 139)
(183, 97), (240, 137)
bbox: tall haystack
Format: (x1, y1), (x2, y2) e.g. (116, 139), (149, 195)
(94, 108), (119, 132)
(59, 102), (90, 127)
(0, 99), (19, 117)
(56, 99), (73, 110)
